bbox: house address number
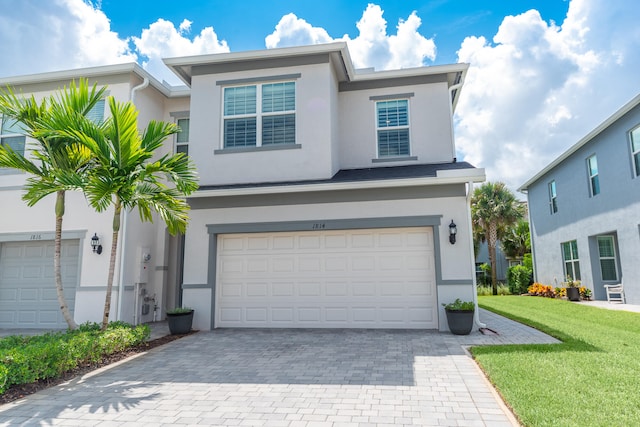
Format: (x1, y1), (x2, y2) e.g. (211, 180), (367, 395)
(30, 234), (42, 240)
(311, 223), (326, 229)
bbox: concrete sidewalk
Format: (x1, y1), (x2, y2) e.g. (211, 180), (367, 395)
(0, 309), (559, 427)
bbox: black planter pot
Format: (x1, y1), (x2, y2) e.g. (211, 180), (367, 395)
(445, 309), (474, 335)
(566, 287), (580, 301)
(167, 310), (194, 334)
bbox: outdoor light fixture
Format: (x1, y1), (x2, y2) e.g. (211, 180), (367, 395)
(449, 220), (457, 245)
(90, 233), (103, 255)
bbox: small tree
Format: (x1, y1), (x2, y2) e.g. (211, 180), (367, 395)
(55, 97), (199, 329)
(501, 219), (531, 259)
(471, 182), (525, 295)
(0, 80), (106, 329)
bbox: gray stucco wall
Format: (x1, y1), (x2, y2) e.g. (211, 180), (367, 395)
(526, 102), (640, 303)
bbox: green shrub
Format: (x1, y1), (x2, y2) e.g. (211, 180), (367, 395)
(0, 322), (149, 395)
(507, 265), (532, 295)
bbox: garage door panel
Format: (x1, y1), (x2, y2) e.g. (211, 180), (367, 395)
(217, 228), (437, 329)
(0, 240), (79, 328)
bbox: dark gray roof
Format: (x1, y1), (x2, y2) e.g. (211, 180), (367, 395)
(198, 161), (476, 191)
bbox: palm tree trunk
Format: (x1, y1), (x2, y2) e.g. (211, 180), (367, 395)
(101, 199), (122, 330)
(488, 222), (498, 296)
(54, 190), (77, 329)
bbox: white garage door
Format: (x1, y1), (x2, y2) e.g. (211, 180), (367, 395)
(216, 227), (437, 329)
(0, 240), (79, 329)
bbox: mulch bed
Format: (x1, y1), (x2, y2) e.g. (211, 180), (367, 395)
(0, 332), (195, 405)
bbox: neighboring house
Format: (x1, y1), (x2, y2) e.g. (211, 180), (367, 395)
(519, 93), (640, 304)
(475, 241), (509, 283)
(0, 42), (485, 331)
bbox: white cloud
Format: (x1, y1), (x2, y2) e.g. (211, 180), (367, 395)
(454, 0), (640, 191)
(265, 13), (333, 48)
(132, 18), (230, 85)
(0, 0), (135, 77)
(265, 4), (436, 71)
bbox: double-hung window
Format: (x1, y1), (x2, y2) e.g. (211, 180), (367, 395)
(597, 235), (618, 281)
(0, 116), (26, 156)
(587, 155), (600, 196)
(376, 99), (410, 157)
(561, 240), (581, 281)
(548, 180), (558, 214)
(630, 125), (640, 177)
(223, 82), (295, 148)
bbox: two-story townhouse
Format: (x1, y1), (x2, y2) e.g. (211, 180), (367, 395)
(519, 93), (640, 304)
(0, 64), (190, 328)
(0, 42), (484, 332)
(165, 42), (485, 331)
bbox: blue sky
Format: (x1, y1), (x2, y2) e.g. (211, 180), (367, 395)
(99, 0), (570, 65)
(0, 0), (638, 190)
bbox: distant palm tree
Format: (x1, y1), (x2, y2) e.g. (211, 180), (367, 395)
(471, 182), (525, 295)
(501, 219), (531, 259)
(0, 80), (106, 329)
(55, 97), (198, 329)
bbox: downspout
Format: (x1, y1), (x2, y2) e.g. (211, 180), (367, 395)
(448, 72), (464, 162)
(520, 189), (536, 283)
(467, 180), (486, 328)
(116, 77), (149, 321)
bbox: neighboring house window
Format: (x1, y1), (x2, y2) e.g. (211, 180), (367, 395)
(630, 125), (640, 177)
(223, 82), (295, 148)
(0, 116), (26, 156)
(548, 180), (558, 214)
(597, 235), (618, 281)
(176, 118), (189, 155)
(86, 99), (105, 124)
(587, 155), (600, 196)
(376, 99), (410, 157)
(561, 240), (581, 281)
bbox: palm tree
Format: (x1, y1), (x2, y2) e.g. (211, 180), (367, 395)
(471, 182), (524, 295)
(57, 97), (198, 329)
(501, 219), (531, 259)
(0, 80), (106, 329)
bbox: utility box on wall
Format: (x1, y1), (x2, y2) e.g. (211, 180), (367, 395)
(136, 246), (151, 284)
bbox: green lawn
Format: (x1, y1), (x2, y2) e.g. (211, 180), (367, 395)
(474, 296), (640, 427)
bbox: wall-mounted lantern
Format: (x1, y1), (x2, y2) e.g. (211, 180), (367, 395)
(449, 220), (457, 245)
(90, 233), (103, 255)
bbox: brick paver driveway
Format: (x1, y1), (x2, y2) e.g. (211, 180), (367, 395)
(2, 311), (557, 426)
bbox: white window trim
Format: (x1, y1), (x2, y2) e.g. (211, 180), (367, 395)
(374, 98), (411, 159)
(548, 180), (557, 214)
(587, 154), (599, 196)
(0, 116), (27, 174)
(596, 235), (618, 282)
(630, 124), (640, 177)
(561, 240), (580, 281)
(220, 81), (296, 149)
(171, 111), (190, 155)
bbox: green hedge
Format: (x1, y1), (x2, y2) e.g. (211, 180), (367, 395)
(506, 264), (532, 295)
(0, 322), (149, 394)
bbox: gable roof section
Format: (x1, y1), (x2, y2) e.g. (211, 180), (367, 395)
(192, 162), (485, 198)
(519, 93), (640, 191)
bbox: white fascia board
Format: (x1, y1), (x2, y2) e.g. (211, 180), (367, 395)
(190, 171), (486, 199)
(519, 92), (640, 191)
(0, 62), (189, 99)
(350, 63), (469, 83)
(163, 42), (348, 68)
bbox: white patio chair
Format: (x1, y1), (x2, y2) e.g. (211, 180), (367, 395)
(604, 282), (625, 303)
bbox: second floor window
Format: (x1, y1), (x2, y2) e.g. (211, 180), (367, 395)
(561, 240), (581, 281)
(176, 118), (189, 155)
(548, 180), (558, 214)
(630, 125), (640, 177)
(86, 99), (105, 124)
(587, 155), (600, 196)
(223, 82), (295, 148)
(0, 116), (26, 156)
(376, 99), (410, 157)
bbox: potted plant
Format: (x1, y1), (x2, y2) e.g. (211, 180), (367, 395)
(565, 276), (581, 302)
(442, 299), (475, 335)
(166, 307), (194, 335)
